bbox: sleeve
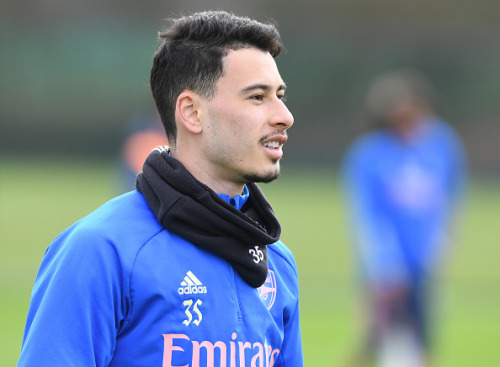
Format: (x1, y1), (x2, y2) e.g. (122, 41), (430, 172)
(447, 128), (468, 208)
(275, 246), (304, 367)
(341, 142), (409, 287)
(438, 125), (468, 251)
(17, 226), (128, 367)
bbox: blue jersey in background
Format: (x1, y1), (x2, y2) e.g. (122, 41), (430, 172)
(342, 117), (467, 286)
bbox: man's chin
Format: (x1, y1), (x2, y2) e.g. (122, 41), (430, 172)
(243, 167), (281, 184)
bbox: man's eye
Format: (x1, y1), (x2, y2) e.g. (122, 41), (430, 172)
(278, 94), (287, 103)
(251, 95), (264, 101)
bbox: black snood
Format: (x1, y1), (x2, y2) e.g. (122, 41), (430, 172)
(135, 147), (281, 288)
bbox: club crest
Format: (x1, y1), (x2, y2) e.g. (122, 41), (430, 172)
(258, 270), (277, 310)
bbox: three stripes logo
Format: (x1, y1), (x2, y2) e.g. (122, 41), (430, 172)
(178, 271), (208, 295)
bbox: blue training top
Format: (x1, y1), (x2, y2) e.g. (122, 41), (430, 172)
(18, 189), (303, 366)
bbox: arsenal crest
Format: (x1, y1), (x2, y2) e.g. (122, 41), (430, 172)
(258, 270), (277, 310)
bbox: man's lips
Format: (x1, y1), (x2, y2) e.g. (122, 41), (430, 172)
(261, 134), (287, 159)
(260, 134), (287, 148)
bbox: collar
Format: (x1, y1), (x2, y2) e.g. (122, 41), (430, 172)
(217, 185), (250, 211)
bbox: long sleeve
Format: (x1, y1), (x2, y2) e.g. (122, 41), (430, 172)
(18, 226), (128, 367)
(271, 243), (304, 367)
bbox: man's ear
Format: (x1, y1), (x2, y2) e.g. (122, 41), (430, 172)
(176, 91), (202, 134)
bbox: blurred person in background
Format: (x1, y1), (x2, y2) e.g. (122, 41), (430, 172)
(17, 10), (303, 367)
(341, 69), (467, 367)
(116, 108), (168, 192)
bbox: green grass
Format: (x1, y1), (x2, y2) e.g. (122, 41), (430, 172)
(1, 156), (499, 366)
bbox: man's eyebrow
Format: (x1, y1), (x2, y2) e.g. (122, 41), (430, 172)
(240, 83), (287, 93)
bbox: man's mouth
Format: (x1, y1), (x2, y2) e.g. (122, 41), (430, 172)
(261, 134), (287, 160)
(261, 132), (287, 148)
(262, 141), (281, 149)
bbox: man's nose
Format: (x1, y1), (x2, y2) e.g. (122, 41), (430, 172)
(270, 99), (294, 129)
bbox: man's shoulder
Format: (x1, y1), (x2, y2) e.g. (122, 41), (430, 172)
(428, 118), (464, 145)
(50, 190), (163, 259)
(344, 130), (392, 161)
(352, 130), (392, 152)
(79, 190), (159, 234)
(268, 241), (298, 273)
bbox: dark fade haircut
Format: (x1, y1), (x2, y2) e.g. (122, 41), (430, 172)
(150, 10), (283, 145)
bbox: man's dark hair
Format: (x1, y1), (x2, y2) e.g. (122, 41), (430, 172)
(364, 68), (438, 129)
(150, 11), (283, 145)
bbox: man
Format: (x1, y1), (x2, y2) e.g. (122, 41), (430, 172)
(118, 108), (168, 191)
(342, 69), (467, 367)
(18, 11), (303, 367)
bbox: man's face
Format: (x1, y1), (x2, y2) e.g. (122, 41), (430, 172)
(387, 98), (425, 140)
(198, 47), (294, 187)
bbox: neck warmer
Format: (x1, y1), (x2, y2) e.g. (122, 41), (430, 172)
(135, 146), (281, 288)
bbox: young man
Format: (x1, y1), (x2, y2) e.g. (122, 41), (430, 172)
(18, 11), (303, 367)
(342, 69), (467, 367)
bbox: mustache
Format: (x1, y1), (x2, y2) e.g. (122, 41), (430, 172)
(259, 130), (288, 144)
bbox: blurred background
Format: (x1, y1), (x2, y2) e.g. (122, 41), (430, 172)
(1, 0), (499, 366)
(1, 0), (500, 171)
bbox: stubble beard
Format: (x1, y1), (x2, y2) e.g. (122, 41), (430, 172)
(242, 160), (281, 184)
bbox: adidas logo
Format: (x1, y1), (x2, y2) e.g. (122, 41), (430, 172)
(178, 271), (208, 295)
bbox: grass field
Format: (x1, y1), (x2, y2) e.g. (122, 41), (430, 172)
(1, 156), (499, 366)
